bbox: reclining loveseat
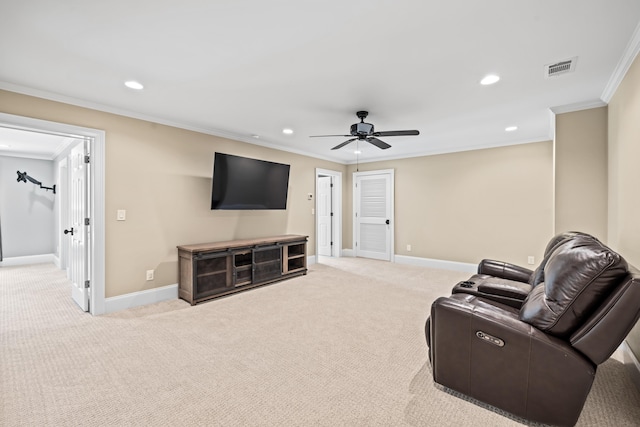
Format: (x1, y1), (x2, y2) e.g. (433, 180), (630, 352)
(425, 232), (640, 426)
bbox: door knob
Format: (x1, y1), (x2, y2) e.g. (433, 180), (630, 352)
(64, 228), (74, 236)
(385, 219), (390, 225)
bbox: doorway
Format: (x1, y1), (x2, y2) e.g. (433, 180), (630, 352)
(315, 168), (342, 260)
(0, 112), (105, 315)
(353, 169), (394, 261)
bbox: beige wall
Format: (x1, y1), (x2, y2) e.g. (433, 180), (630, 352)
(555, 107), (608, 240)
(0, 90), (345, 297)
(608, 54), (640, 360)
(344, 141), (554, 266)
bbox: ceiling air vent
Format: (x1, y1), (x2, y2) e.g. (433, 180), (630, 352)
(545, 57), (577, 78)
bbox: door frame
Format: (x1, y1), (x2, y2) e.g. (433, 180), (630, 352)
(353, 169), (395, 262)
(315, 168), (342, 259)
(0, 112), (106, 315)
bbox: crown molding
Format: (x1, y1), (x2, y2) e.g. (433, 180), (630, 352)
(602, 20), (640, 103)
(346, 136), (550, 165)
(0, 82), (345, 164)
(549, 99), (607, 115)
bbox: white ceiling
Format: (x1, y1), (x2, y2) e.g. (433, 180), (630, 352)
(0, 127), (76, 160)
(1, 1), (640, 164)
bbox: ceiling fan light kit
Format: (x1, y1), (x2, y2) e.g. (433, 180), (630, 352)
(310, 111), (419, 151)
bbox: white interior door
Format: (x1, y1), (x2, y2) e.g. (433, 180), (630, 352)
(354, 170), (393, 261)
(58, 158), (69, 271)
(68, 140), (90, 311)
(317, 176), (333, 256)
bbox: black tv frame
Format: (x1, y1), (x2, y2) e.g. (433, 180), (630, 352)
(210, 153), (290, 210)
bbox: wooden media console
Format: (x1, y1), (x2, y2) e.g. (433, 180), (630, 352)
(177, 234), (308, 305)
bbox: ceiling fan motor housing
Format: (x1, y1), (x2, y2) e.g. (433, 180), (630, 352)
(351, 122), (374, 136)
(310, 110), (417, 150)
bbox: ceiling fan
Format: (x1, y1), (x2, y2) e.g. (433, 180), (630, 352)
(310, 111), (419, 150)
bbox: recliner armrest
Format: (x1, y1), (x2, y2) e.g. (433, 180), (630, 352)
(452, 275), (532, 308)
(429, 293), (595, 426)
(477, 280), (532, 301)
(477, 259), (533, 283)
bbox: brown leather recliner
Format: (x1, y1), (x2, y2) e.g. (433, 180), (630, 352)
(425, 232), (640, 426)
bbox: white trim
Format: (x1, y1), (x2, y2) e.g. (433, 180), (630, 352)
(344, 137), (548, 165)
(104, 284), (178, 314)
(550, 108), (557, 235)
(622, 341), (640, 393)
(0, 83), (556, 166)
(0, 82), (342, 165)
(549, 99), (607, 115)
(0, 113), (106, 315)
(315, 168), (343, 259)
(334, 251), (476, 272)
(0, 254), (56, 267)
(90, 129), (106, 315)
(394, 254), (477, 273)
(602, 20), (640, 103)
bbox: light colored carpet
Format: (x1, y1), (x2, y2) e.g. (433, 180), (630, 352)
(1, 258), (639, 426)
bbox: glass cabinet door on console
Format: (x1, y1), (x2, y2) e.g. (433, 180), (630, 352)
(253, 245), (282, 283)
(193, 252), (232, 299)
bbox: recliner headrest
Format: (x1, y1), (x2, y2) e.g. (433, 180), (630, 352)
(529, 231), (603, 287)
(520, 235), (628, 338)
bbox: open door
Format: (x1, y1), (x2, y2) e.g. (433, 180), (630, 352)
(315, 168), (342, 260)
(354, 170), (394, 261)
(67, 140), (90, 311)
(317, 175), (333, 256)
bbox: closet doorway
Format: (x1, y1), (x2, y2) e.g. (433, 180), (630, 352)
(0, 113), (106, 315)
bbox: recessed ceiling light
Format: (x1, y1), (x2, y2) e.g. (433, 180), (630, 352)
(282, 128), (294, 135)
(124, 80), (144, 90)
(0, 144), (11, 148)
(480, 74), (500, 85)
(251, 134), (260, 139)
(354, 150), (361, 154)
(505, 126), (518, 132)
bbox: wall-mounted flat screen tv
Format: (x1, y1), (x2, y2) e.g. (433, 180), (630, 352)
(211, 153), (290, 210)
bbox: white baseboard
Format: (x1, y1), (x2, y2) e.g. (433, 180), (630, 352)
(0, 253), (56, 267)
(332, 250), (476, 273)
(104, 255), (318, 315)
(394, 254), (477, 273)
(104, 283), (178, 314)
(622, 341), (640, 393)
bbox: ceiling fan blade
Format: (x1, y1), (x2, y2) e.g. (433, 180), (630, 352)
(373, 130), (420, 137)
(367, 137), (391, 149)
(310, 134), (351, 138)
(331, 138), (357, 150)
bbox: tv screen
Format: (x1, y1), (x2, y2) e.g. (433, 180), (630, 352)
(211, 153), (290, 210)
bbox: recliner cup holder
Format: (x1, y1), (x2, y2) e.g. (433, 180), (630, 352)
(459, 281), (475, 288)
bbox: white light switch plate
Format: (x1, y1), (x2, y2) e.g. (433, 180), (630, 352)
(117, 210), (126, 221)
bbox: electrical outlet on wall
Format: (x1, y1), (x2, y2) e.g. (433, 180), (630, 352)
(527, 256), (535, 265)
(146, 270), (154, 281)
(407, 244), (412, 251)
